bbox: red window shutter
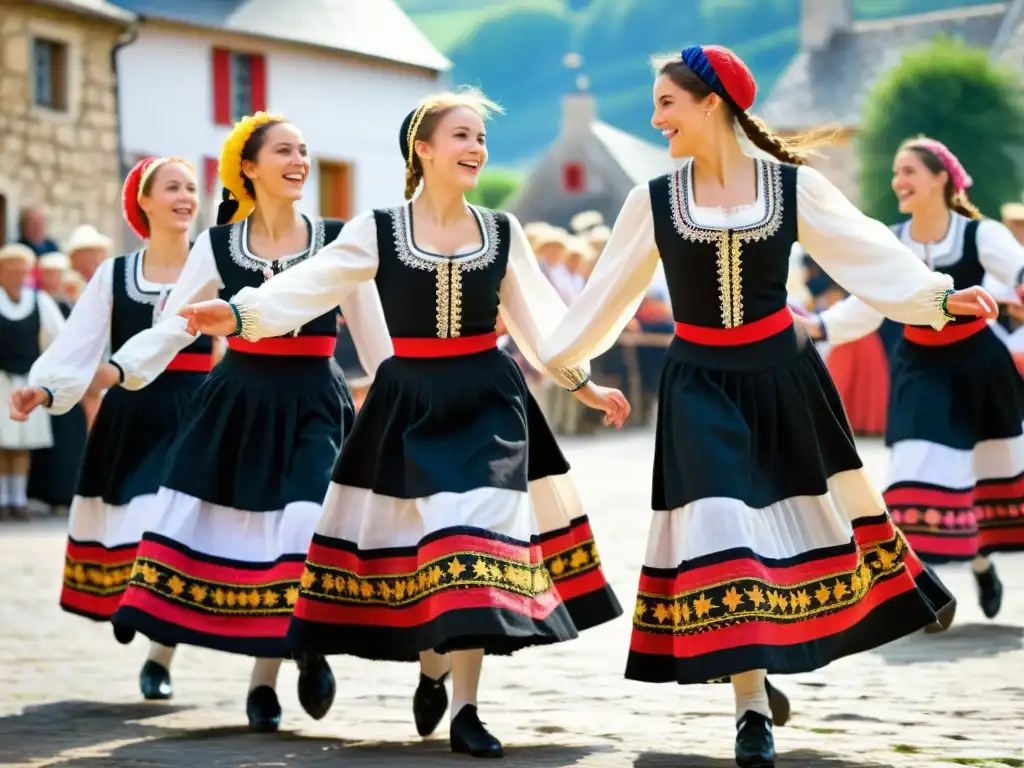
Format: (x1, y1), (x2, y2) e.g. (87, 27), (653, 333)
(204, 157), (219, 196)
(250, 53), (267, 113)
(211, 47), (231, 125)
(563, 162), (584, 193)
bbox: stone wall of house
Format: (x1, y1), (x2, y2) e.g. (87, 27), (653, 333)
(0, 2), (125, 249)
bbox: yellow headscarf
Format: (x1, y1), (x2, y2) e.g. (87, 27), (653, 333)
(218, 111), (285, 224)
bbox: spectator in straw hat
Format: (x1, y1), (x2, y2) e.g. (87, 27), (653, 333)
(36, 252), (73, 315)
(64, 224), (113, 283)
(1001, 202), (1024, 245)
(0, 243), (65, 519)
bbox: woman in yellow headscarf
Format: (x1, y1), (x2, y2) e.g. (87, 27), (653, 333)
(87, 113), (389, 733)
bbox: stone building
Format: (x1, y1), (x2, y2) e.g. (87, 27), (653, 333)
(0, 0), (133, 248)
(760, 0), (1024, 204)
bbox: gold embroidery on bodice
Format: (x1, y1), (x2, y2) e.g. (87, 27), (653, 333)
(669, 159), (784, 328)
(388, 204), (499, 338)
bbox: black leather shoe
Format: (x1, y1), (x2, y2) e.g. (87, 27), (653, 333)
(413, 672), (449, 737)
(296, 653), (335, 720)
(139, 660), (172, 700)
(764, 679), (790, 727)
(735, 710), (775, 768)
(975, 563), (1003, 619)
(450, 705), (503, 758)
(246, 685), (282, 733)
(112, 622), (136, 645)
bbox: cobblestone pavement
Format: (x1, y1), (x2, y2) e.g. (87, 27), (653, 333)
(1, 432), (1022, 768)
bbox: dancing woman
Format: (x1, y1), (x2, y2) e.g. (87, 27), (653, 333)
(180, 89), (627, 757)
(100, 114), (386, 731)
(537, 47), (995, 768)
(9, 158), (209, 699)
(803, 137), (1024, 623)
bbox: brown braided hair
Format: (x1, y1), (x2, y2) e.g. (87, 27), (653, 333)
(402, 88), (503, 200)
(900, 140), (983, 220)
(652, 54), (836, 165)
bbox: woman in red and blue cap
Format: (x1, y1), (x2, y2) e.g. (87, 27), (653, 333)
(538, 45), (997, 767)
(9, 156), (210, 701)
(806, 136), (1024, 628)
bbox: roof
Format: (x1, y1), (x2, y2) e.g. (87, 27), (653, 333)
(591, 121), (677, 183)
(29, 0), (135, 24)
(993, 0), (1024, 64)
(760, 3), (1008, 131)
(108, 0), (450, 72)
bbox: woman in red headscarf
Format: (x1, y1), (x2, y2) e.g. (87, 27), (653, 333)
(537, 47), (996, 766)
(8, 157), (211, 702)
(804, 137), (1024, 628)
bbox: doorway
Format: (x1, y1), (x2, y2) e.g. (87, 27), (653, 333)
(318, 161), (352, 220)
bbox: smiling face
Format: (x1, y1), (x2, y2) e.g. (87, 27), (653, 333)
(892, 148), (948, 216)
(139, 162), (198, 236)
(651, 66), (719, 159)
(242, 122), (310, 202)
(416, 106), (487, 192)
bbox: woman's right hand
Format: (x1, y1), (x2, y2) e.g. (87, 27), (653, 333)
(179, 299), (238, 336)
(8, 387), (49, 422)
(794, 313), (824, 340)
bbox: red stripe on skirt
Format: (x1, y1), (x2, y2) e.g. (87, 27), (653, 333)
(974, 475), (1024, 500)
(903, 531), (978, 558)
(66, 540), (138, 566)
(226, 335), (335, 356)
(629, 573), (914, 657)
(884, 486), (974, 508)
(979, 525), (1024, 549)
(139, 539), (304, 585)
(292, 583), (562, 628)
(539, 519), (594, 555)
(549, 567), (608, 601)
(118, 588), (293, 639)
(60, 586), (126, 619)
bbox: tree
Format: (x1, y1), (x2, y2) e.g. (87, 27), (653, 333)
(466, 168), (523, 209)
(858, 35), (1024, 224)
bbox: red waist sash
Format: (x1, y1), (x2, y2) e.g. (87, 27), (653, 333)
(903, 318), (986, 346)
(674, 307), (793, 347)
(391, 332), (498, 358)
(225, 335), (336, 357)
(166, 352), (213, 372)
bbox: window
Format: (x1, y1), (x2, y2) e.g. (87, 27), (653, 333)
(562, 162), (585, 194)
(212, 48), (266, 125)
(33, 37), (68, 111)
(319, 161), (352, 220)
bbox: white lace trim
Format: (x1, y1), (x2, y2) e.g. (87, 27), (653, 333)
(386, 203), (500, 272)
(227, 216), (327, 273)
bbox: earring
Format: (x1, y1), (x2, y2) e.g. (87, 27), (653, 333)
(704, 111), (711, 119)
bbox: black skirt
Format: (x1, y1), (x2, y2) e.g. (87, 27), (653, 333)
(114, 349), (355, 657)
(28, 405), (87, 507)
(288, 348), (622, 660)
(627, 328), (954, 686)
(61, 371), (205, 622)
(883, 326), (1024, 561)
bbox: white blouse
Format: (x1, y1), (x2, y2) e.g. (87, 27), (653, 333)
(1, 286), (65, 374)
(229, 208), (591, 391)
(27, 255), (176, 414)
(537, 164), (955, 369)
(108, 223), (393, 391)
(819, 214), (1024, 345)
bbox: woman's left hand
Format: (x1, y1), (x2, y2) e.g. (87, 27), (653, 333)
(573, 383), (631, 428)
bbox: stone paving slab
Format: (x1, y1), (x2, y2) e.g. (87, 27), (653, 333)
(0, 432), (1022, 767)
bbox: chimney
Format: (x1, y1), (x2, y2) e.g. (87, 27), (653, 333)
(801, 0), (853, 52)
(562, 90), (596, 138)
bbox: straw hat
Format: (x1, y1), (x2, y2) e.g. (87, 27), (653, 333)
(38, 251), (71, 271)
(64, 224), (113, 256)
(532, 225), (569, 250)
(0, 243), (37, 267)
(570, 210), (604, 234)
(1001, 202), (1024, 222)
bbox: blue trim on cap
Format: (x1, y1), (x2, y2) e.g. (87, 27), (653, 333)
(680, 45), (739, 111)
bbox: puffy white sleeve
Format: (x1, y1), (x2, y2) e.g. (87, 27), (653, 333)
(27, 260), (112, 415)
(232, 211), (379, 341)
(109, 231), (223, 390)
(977, 219), (1024, 289)
(539, 185), (660, 369)
(797, 166), (953, 330)
(497, 214), (590, 390)
(817, 296), (886, 346)
(36, 290), (66, 351)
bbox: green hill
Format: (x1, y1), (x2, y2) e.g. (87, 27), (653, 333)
(397, 0), (997, 165)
